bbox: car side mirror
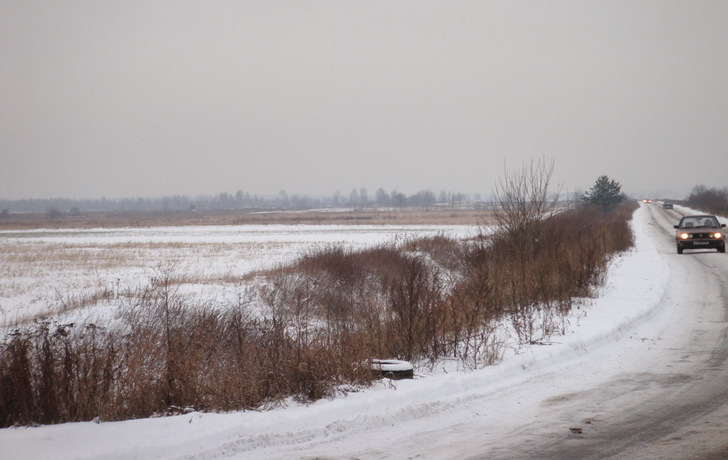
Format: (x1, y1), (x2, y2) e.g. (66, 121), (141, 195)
(673, 225), (678, 229)
(722, 224), (726, 228)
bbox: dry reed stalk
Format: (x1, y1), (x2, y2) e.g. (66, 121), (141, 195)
(1, 209), (493, 230)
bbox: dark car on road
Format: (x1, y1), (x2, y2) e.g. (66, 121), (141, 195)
(674, 215), (726, 254)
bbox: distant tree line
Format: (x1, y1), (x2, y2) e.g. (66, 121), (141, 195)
(0, 188), (482, 215)
(686, 185), (728, 217)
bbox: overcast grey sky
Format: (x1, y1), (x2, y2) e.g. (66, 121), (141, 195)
(2, 1), (727, 200)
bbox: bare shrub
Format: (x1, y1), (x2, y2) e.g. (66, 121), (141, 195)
(491, 158), (560, 238)
(0, 331), (34, 426)
(382, 255), (443, 362)
(686, 185), (728, 217)
(279, 243), (449, 363)
(0, 271), (378, 426)
(488, 158), (562, 344)
(402, 234), (466, 273)
(444, 242), (505, 367)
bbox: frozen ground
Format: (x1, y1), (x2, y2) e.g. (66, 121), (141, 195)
(1, 204), (727, 459)
(0, 224), (474, 328)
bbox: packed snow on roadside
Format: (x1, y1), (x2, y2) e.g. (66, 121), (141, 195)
(0, 205), (681, 459)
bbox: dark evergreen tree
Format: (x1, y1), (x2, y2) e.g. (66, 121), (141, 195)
(582, 175), (626, 212)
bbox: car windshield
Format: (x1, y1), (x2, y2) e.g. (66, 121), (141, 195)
(680, 216), (719, 228)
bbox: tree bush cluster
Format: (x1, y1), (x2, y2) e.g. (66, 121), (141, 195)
(0, 200), (636, 427)
(0, 274), (373, 427)
(686, 185), (728, 217)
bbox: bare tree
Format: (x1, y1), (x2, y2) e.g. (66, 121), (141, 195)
(489, 158), (562, 344)
(491, 157), (561, 234)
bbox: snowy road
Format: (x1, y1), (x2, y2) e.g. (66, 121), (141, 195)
(476, 203), (728, 459)
(3, 203), (728, 459)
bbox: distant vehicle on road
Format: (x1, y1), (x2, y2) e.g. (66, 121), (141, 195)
(674, 215), (726, 254)
(663, 202), (673, 209)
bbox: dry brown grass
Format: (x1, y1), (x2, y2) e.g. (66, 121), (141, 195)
(0, 209), (491, 230)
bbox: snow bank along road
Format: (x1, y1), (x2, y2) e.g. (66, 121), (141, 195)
(3, 203), (728, 459)
(482, 203), (728, 460)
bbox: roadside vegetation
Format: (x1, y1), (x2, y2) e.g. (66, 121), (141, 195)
(685, 185), (728, 217)
(0, 164), (638, 427)
(582, 175), (626, 212)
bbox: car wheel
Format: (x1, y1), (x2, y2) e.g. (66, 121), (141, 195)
(677, 245), (683, 254)
(719, 243), (726, 254)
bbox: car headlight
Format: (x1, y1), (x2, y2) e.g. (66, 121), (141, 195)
(680, 233), (690, 240)
(714, 232), (723, 239)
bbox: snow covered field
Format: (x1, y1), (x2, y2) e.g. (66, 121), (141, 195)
(1, 204), (726, 458)
(0, 224), (474, 329)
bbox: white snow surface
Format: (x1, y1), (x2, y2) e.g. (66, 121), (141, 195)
(0, 224), (475, 327)
(0, 205), (717, 459)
